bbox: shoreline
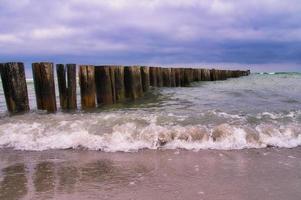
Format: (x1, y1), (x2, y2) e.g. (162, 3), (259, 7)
(1, 147), (301, 200)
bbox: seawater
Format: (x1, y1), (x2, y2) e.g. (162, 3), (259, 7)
(0, 73), (300, 151)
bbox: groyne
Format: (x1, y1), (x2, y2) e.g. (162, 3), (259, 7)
(0, 62), (250, 113)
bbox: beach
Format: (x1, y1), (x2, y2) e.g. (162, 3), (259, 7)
(0, 148), (301, 200)
(0, 73), (301, 199)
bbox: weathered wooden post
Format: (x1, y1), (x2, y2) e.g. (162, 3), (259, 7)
(114, 66), (125, 101)
(170, 68), (176, 87)
(193, 69), (199, 81)
(156, 67), (163, 87)
(0, 62), (29, 113)
(217, 70), (222, 80)
(162, 68), (171, 87)
(221, 70), (227, 80)
(124, 66), (143, 99)
(180, 68), (185, 86)
(56, 64), (67, 109)
(210, 69), (217, 81)
(188, 68), (194, 83)
(67, 64), (77, 109)
(95, 66), (116, 106)
(174, 68), (181, 87)
(109, 66), (116, 103)
(79, 65), (96, 109)
(56, 64), (77, 110)
(32, 62), (57, 112)
(149, 67), (157, 87)
(181, 68), (192, 86)
(201, 69), (211, 81)
(225, 70), (230, 79)
(140, 66), (150, 92)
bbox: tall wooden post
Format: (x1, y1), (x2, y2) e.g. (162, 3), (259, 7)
(124, 66), (143, 99)
(162, 68), (171, 87)
(0, 62), (29, 113)
(181, 68), (191, 86)
(210, 69), (217, 81)
(56, 64), (68, 109)
(174, 68), (181, 87)
(32, 62), (57, 112)
(67, 64), (77, 109)
(95, 66), (116, 106)
(149, 67), (157, 87)
(79, 65), (96, 109)
(197, 69), (202, 81)
(114, 66), (125, 101)
(140, 66), (150, 92)
(156, 67), (163, 87)
(56, 64), (77, 110)
(201, 69), (211, 81)
(193, 69), (199, 81)
(170, 68), (176, 87)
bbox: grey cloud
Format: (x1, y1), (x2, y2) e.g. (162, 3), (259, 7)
(0, 0), (301, 71)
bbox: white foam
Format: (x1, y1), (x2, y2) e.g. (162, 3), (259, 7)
(0, 112), (300, 152)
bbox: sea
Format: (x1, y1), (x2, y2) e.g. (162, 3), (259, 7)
(0, 72), (300, 200)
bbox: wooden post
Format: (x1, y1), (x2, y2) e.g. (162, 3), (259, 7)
(156, 67), (163, 87)
(66, 64), (77, 109)
(225, 70), (230, 79)
(114, 66), (125, 101)
(201, 69), (211, 81)
(109, 66), (116, 103)
(149, 67), (157, 87)
(170, 68), (176, 87)
(197, 69), (202, 81)
(124, 66), (143, 99)
(193, 69), (199, 81)
(174, 68), (181, 87)
(221, 70), (227, 80)
(182, 68), (191, 86)
(162, 68), (171, 87)
(216, 70), (221, 80)
(56, 64), (77, 110)
(79, 65), (96, 109)
(140, 66), (150, 92)
(180, 68), (185, 86)
(95, 66), (115, 106)
(0, 62), (29, 113)
(190, 68), (194, 82)
(32, 62), (57, 112)
(210, 69), (217, 81)
(56, 64), (68, 110)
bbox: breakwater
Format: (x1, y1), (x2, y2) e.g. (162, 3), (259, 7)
(0, 62), (250, 113)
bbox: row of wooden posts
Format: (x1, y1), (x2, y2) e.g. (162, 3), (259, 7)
(0, 62), (250, 113)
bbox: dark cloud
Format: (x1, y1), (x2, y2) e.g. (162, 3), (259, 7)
(0, 0), (301, 71)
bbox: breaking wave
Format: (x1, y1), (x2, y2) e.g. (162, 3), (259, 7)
(0, 110), (300, 152)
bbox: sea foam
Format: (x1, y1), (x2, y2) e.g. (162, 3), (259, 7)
(0, 111), (300, 152)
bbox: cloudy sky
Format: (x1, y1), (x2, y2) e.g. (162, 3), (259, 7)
(0, 0), (301, 72)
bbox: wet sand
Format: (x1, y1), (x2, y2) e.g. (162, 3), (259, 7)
(0, 148), (301, 200)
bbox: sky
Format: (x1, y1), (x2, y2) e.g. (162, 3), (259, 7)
(0, 0), (301, 72)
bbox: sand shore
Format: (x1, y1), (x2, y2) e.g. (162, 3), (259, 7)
(0, 148), (301, 200)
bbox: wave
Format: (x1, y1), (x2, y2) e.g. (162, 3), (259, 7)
(257, 72), (301, 75)
(0, 111), (300, 152)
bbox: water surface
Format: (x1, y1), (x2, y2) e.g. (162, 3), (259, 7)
(0, 73), (301, 151)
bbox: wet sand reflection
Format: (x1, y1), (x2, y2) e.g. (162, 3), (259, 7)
(0, 152), (153, 200)
(0, 164), (27, 200)
(0, 149), (300, 200)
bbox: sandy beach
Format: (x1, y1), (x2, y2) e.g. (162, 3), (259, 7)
(0, 148), (300, 200)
